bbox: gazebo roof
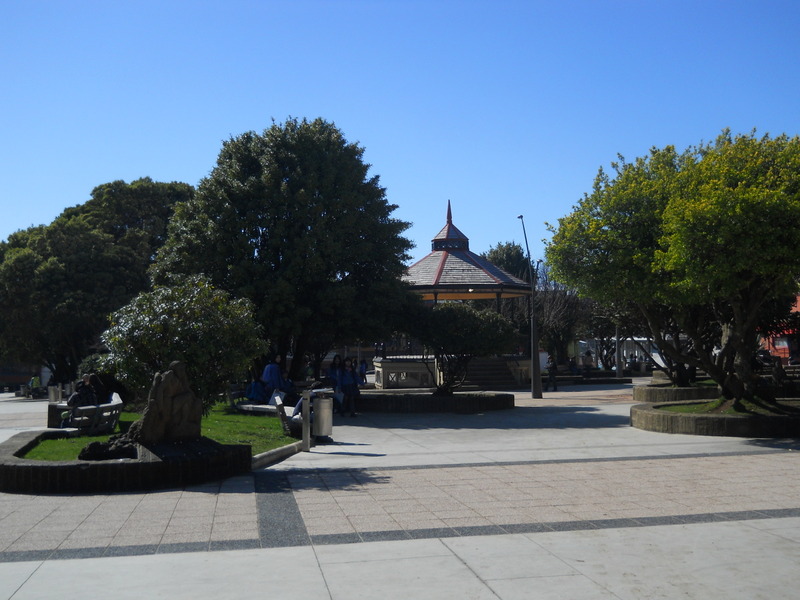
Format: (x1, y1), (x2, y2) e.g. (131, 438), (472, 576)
(403, 202), (531, 301)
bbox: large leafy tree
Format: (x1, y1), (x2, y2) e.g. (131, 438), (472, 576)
(102, 276), (266, 412)
(547, 131), (800, 404)
(409, 302), (516, 395)
(0, 179), (193, 381)
(150, 118), (415, 379)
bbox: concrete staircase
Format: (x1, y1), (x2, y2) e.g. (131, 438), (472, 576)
(463, 357), (520, 390)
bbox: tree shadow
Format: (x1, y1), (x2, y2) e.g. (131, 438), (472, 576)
(256, 466), (392, 494)
(337, 405), (631, 431)
(744, 437), (800, 451)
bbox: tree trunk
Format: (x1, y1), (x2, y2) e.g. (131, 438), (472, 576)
(289, 334), (310, 382)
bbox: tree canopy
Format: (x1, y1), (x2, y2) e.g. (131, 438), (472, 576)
(409, 302), (516, 395)
(547, 130), (800, 401)
(102, 276), (265, 412)
(150, 117), (416, 379)
(0, 178), (193, 381)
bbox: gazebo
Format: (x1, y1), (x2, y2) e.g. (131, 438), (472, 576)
(403, 201), (531, 303)
(374, 203), (534, 390)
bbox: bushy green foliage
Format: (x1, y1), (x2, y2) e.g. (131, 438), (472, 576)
(547, 130), (800, 401)
(102, 275), (266, 412)
(0, 179), (193, 381)
(412, 302), (516, 395)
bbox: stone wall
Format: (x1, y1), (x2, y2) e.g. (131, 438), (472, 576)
(0, 430), (251, 494)
(632, 385), (720, 403)
(631, 403), (800, 437)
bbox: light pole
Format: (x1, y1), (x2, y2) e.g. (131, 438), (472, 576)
(517, 215), (543, 399)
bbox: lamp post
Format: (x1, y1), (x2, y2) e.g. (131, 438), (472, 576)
(517, 215), (543, 399)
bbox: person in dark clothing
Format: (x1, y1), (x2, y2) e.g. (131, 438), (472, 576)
(544, 356), (558, 391)
(340, 357), (360, 417)
(68, 374), (98, 408)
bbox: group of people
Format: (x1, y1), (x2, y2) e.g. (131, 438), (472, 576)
(324, 354), (364, 417)
(247, 353), (367, 418)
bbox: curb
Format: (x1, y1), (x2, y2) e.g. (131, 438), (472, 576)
(630, 402), (800, 437)
(251, 440), (303, 469)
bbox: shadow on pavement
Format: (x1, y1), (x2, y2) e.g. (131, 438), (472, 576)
(337, 405), (631, 431)
(745, 437), (800, 450)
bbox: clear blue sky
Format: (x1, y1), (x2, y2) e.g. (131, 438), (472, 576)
(2, 0), (798, 265)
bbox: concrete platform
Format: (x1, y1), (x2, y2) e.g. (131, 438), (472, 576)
(1, 384), (799, 599)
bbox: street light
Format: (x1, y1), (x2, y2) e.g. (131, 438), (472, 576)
(517, 215), (543, 399)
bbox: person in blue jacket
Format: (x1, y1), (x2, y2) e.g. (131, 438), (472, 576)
(340, 357), (360, 417)
(261, 354), (294, 399)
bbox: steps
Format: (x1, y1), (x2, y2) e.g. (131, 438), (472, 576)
(463, 357), (519, 389)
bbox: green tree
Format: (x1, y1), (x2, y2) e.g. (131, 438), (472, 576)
(481, 242), (531, 336)
(150, 118), (414, 380)
(547, 131), (800, 404)
(0, 179), (192, 382)
(102, 276), (266, 412)
(411, 303), (516, 395)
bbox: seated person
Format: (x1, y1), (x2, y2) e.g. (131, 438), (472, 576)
(261, 354), (295, 400)
(62, 373), (98, 427)
(245, 379), (268, 403)
(291, 382), (326, 421)
(67, 374), (98, 407)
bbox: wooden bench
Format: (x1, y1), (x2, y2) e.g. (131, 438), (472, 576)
(62, 394), (124, 435)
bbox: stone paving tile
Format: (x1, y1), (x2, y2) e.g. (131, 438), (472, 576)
(109, 533), (164, 546)
(58, 536), (114, 550)
(2, 392), (800, 567)
(286, 452), (800, 540)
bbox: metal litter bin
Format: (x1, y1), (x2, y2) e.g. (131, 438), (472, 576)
(313, 395), (333, 437)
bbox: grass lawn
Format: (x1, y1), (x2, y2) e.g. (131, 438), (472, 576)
(659, 397), (800, 416)
(23, 404), (295, 461)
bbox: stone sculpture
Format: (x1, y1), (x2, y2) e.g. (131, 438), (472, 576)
(126, 361), (203, 445)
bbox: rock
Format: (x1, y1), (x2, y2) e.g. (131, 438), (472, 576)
(126, 361), (203, 446)
(78, 437), (138, 461)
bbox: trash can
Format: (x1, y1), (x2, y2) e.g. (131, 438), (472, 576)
(48, 386), (62, 402)
(313, 395), (333, 437)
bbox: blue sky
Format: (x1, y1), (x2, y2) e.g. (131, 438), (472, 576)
(2, 0), (798, 265)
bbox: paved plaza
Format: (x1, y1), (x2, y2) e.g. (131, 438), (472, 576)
(1, 385), (799, 599)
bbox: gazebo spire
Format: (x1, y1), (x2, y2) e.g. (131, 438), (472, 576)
(432, 201), (468, 251)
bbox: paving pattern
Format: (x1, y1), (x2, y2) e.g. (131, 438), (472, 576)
(286, 452), (800, 543)
(2, 388), (799, 565)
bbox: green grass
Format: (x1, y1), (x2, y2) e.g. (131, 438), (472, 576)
(658, 397), (800, 416)
(659, 400), (725, 414)
(23, 404), (295, 461)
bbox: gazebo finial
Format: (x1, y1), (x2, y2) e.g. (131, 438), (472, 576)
(446, 200), (452, 224)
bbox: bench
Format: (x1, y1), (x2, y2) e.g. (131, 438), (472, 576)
(54, 394), (124, 435)
(233, 391), (301, 437)
(272, 393), (303, 439)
